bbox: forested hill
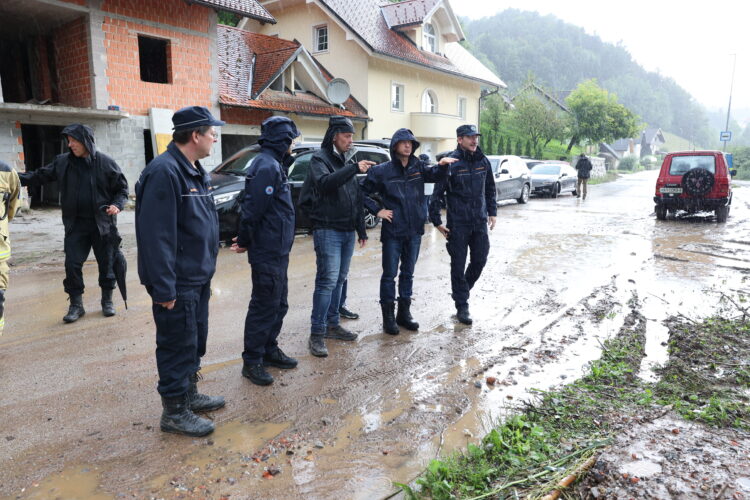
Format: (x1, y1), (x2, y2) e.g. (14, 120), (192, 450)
(463, 9), (712, 147)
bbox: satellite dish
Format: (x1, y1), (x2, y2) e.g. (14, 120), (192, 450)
(326, 78), (351, 105)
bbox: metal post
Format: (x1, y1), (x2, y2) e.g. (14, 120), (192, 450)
(723, 54), (737, 152)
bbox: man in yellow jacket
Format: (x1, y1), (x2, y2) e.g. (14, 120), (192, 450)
(0, 160), (21, 335)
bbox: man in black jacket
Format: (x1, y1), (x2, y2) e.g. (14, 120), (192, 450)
(361, 128), (455, 335)
(231, 116), (300, 386)
(306, 116), (374, 357)
(19, 124), (128, 322)
(575, 153), (593, 199)
(429, 124), (497, 325)
(135, 106), (225, 437)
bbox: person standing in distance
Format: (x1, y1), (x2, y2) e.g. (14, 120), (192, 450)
(135, 106), (225, 437)
(575, 153), (593, 200)
(429, 124), (497, 325)
(306, 116), (374, 357)
(231, 116), (300, 386)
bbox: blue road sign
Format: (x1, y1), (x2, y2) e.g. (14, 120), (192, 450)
(720, 131), (732, 142)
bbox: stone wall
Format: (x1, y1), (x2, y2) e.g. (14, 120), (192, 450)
(573, 155), (607, 179)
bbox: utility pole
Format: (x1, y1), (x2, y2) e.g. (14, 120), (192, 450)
(723, 53), (737, 152)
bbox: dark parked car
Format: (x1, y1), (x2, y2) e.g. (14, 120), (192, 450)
(487, 155), (531, 204)
(210, 143), (390, 241)
(530, 163), (578, 197)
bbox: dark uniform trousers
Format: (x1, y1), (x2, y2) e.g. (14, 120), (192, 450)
(446, 223), (490, 307)
(242, 255), (289, 365)
(64, 217), (116, 295)
(152, 282), (210, 398)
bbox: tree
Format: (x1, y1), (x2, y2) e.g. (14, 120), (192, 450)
(524, 139), (532, 157)
(509, 91), (567, 155)
(565, 79), (639, 152)
(514, 139), (522, 156)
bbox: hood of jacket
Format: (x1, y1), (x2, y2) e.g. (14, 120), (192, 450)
(321, 116), (356, 154)
(62, 123), (97, 160)
(258, 116), (299, 162)
(389, 128), (421, 166)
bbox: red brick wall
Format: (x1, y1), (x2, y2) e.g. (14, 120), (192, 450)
(60, 0), (87, 5)
(220, 106), (273, 126)
(54, 17), (92, 108)
(35, 36), (53, 102)
(102, 0), (214, 116)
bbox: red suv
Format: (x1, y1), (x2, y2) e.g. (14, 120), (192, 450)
(654, 151), (736, 222)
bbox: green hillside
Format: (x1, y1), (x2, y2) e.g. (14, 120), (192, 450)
(463, 10), (713, 147)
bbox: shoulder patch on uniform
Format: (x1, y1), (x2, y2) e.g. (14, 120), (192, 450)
(190, 188), (198, 192)
(265, 186), (274, 195)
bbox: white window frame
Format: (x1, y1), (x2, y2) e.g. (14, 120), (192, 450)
(422, 89), (437, 113)
(423, 22), (436, 53)
(313, 24), (329, 53)
(457, 96), (467, 119)
(391, 82), (405, 112)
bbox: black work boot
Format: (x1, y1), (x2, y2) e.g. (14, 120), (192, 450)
(187, 372), (225, 412)
(325, 324), (358, 341)
(456, 305), (473, 325)
(396, 298), (419, 331)
(339, 306), (359, 320)
(160, 394), (215, 437)
(101, 288), (116, 317)
(308, 335), (329, 357)
(242, 363), (274, 386)
(263, 348), (298, 369)
(381, 302), (399, 335)
(63, 294), (85, 323)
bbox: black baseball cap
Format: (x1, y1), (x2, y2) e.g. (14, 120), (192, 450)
(456, 124), (480, 137)
(172, 106), (225, 131)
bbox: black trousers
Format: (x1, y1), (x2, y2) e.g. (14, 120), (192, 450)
(152, 283), (211, 398)
(446, 224), (490, 307)
(242, 256), (289, 365)
(63, 218), (115, 296)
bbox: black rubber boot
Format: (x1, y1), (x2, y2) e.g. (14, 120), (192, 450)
(263, 348), (298, 369)
(63, 294), (85, 323)
(456, 305), (473, 325)
(187, 372), (225, 412)
(308, 336), (328, 357)
(101, 288), (116, 317)
(381, 302), (399, 335)
(242, 363), (274, 386)
(396, 298), (419, 331)
(160, 394), (215, 437)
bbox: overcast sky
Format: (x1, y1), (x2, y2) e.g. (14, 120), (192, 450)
(452, 1), (748, 118)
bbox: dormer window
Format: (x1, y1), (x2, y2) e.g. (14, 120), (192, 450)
(423, 23), (436, 53)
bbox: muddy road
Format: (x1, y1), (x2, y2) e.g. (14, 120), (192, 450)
(2, 170), (749, 499)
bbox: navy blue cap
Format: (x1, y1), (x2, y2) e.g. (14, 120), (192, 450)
(172, 106), (225, 131)
(259, 116), (301, 144)
(456, 124), (481, 137)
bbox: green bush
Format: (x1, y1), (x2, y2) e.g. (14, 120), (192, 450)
(618, 155), (640, 171)
(641, 155), (658, 168)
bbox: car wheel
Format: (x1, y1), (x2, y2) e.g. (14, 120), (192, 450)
(517, 184), (530, 204)
(715, 205), (729, 223)
(551, 183), (559, 199)
(364, 211), (380, 229)
(655, 205), (667, 221)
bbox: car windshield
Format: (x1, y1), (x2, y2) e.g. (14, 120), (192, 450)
(669, 155), (716, 175)
(531, 164), (561, 175)
(214, 149), (258, 176)
(489, 158), (500, 173)
(288, 152), (313, 182)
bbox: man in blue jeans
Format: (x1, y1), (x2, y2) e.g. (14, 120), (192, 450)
(362, 129), (455, 334)
(306, 116), (374, 357)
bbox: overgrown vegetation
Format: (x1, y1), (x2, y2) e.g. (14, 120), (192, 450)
(399, 296), (750, 499)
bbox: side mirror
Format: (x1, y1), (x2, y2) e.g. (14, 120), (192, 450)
(731, 169), (737, 177)
(500, 168), (509, 174)
(561, 172), (567, 177)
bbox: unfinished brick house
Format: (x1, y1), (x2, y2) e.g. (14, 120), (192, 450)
(0, 0), (275, 203)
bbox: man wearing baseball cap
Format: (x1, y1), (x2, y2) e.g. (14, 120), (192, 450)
(135, 106), (225, 437)
(429, 124), (497, 325)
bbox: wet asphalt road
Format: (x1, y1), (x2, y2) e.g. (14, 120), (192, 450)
(2, 170), (750, 499)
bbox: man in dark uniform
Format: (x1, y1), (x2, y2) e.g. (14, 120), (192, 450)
(429, 124), (497, 325)
(231, 116), (300, 386)
(575, 153), (593, 199)
(19, 124), (128, 322)
(362, 128), (455, 335)
(135, 106), (225, 437)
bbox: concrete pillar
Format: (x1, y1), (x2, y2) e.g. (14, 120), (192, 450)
(87, 0), (110, 110)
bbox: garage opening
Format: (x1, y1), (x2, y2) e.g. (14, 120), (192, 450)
(20, 124), (66, 206)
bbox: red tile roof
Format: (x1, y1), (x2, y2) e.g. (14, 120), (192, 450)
(218, 25), (368, 120)
(189, 0), (275, 24)
(380, 0), (439, 29)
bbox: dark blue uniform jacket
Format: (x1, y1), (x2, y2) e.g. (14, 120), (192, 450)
(135, 142), (219, 303)
(429, 145), (497, 229)
(362, 128), (446, 240)
(236, 140), (295, 265)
